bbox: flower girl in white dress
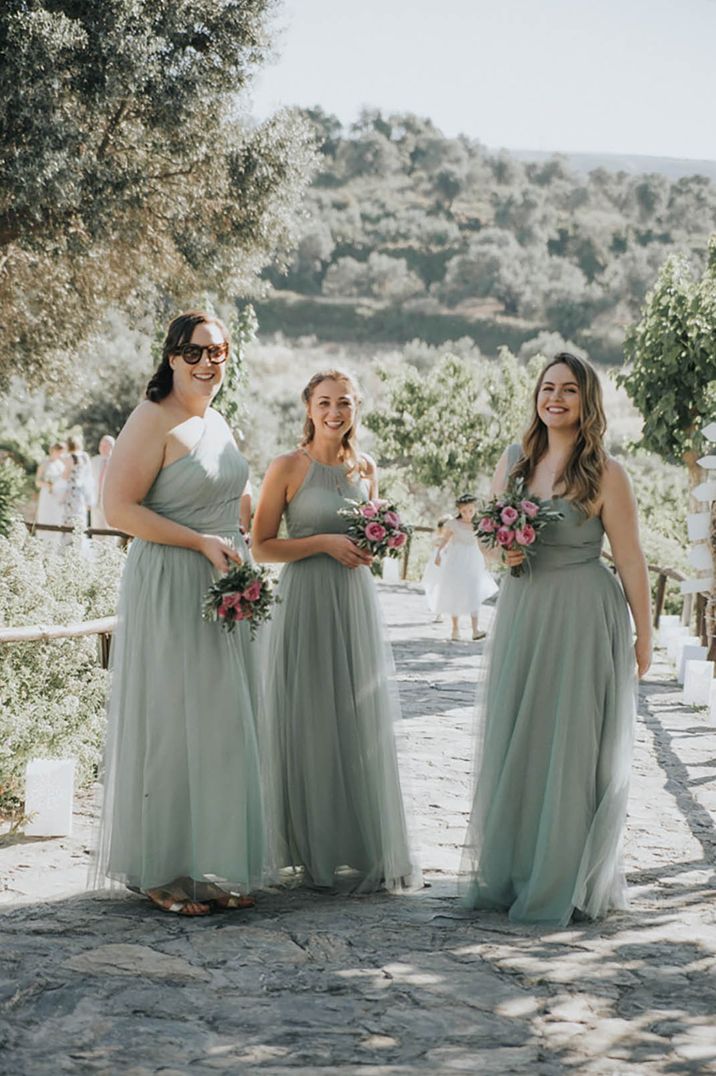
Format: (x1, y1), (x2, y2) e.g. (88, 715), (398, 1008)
(433, 494), (497, 641)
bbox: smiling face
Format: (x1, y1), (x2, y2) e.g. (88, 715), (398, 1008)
(306, 377), (357, 444)
(458, 502), (477, 523)
(169, 320), (227, 403)
(536, 363), (581, 432)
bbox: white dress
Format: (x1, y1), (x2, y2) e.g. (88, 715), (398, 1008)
(36, 459), (67, 545)
(421, 534), (443, 613)
(432, 519), (498, 616)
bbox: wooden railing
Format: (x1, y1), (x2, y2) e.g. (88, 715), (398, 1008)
(24, 521), (131, 546)
(0, 616), (117, 668)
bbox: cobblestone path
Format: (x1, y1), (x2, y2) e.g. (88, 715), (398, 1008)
(1, 584), (715, 1074)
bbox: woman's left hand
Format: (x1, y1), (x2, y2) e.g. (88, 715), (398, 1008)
(635, 635), (652, 679)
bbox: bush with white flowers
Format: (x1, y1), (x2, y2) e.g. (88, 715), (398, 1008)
(0, 525), (124, 815)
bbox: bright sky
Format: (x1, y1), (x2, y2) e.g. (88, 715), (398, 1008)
(248, 0), (716, 161)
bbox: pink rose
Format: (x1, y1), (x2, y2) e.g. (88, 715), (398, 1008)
(496, 526), (515, 547)
(374, 499), (389, 508)
(217, 604), (229, 619)
(235, 608), (246, 620)
(242, 581), (262, 602)
(383, 510), (400, 527)
(364, 522), (387, 542)
(500, 506), (519, 525)
(388, 531), (407, 548)
(520, 499), (539, 519)
(361, 502), (379, 518)
(515, 524), (536, 546)
(478, 516), (495, 533)
(218, 595), (235, 618)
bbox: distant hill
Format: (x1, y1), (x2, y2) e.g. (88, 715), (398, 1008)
(260, 109), (716, 364)
(507, 148), (716, 183)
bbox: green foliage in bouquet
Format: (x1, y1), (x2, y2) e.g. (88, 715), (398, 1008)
(0, 527), (124, 816)
(202, 562), (279, 639)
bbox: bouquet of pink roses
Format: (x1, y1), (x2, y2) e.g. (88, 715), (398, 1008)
(474, 477), (563, 577)
(202, 562), (279, 638)
(337, 498), (412, 561)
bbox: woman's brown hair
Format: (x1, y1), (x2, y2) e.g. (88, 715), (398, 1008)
(146, 311), (230, 403)
(300, 369), (364, 475)
(511, 352), (607, 516)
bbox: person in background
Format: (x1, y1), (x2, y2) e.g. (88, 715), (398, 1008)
(35, 442), (67, 545)
(433, 494), (498, 641)
(90, 435), (116, 530)
(61, 434), (94, 548)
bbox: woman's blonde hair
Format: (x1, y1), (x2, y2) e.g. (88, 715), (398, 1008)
(301, 369), (364, 474)
(511, 352), (607, 516)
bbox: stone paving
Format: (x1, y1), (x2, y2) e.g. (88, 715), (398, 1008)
(1, 584), (716, 1074)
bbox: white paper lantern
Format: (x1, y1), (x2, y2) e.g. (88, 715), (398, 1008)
(687, 513), (711, 542)
(658, 615), (681, 646)
(702, 421), (716, 442)
(678, 643), (708, 684)
(688, 544), (713, 572)
(667, 625), (691, 661)
(683, 660), (714, 706)
(681, 576), (715, 596)
(381, 557), (401, 584)
(692, 480), (716, 503)
(24, 758), (76, 837)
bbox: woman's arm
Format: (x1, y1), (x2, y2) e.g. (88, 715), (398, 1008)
(252, 455), (373, 568)
(103, 403), (241, 573)
(601, 459), (652, 678)
(239, 479), (252, 535)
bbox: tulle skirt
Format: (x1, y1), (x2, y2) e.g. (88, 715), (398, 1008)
(262, 554), (417, 892)
(432, 542), (498, 616)
(95, 536), (266, 897)
(461, 558), (636, 924)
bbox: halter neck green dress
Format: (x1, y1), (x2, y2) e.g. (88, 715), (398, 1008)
(462, 444), (636, 924)
(263, 455), (417, 892)
(96, 409), (265, 899)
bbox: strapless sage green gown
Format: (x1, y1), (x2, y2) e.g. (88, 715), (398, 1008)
(96, 411), (265, 898)
(462, 445), (636, 924)
(263, 457), (417, 892)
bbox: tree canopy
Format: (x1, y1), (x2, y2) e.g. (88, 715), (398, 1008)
(0, 0), (316, 390)
(618, 240), (716, 483)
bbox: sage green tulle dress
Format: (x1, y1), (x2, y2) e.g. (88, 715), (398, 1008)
(96, 412), (265, 899)
(462, 445), (636, 925)
(263, 457), (417, 893)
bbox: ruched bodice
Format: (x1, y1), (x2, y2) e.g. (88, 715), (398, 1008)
(529, 498), (605, 571)
(142, 416), (247, 536)
(285, 458), (369, 541)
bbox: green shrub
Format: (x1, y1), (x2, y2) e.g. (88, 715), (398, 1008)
(0, 458), (27, 537)
(0, 526), (124, 816)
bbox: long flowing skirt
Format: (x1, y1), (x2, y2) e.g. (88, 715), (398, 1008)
(462, 559), (636, 924)
(95, 537), (266, 896)
(263, 555), (416, 892)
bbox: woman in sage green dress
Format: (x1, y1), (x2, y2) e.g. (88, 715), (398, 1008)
(462, 353), (652, 925)
(96, 311), (265, 916)
(252, 369), (417, 893)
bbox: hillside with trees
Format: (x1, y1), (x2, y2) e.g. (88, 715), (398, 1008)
(257, 108), (716, 363)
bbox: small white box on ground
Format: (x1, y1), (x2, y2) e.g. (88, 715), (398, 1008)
(667, 626), (691, 662)
(678, 644), (708, 685)
(24, 758), (76, 837)
(658, 616), (681, 646)
(683, 660), (714, 706)
(381, 558), (401, 584)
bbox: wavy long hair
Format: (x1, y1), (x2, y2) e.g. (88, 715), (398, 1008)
(511, 352), (607, 516)
(145, 311), (230, 403)
(300, 369), (364, 475)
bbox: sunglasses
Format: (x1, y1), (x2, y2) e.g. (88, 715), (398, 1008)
(175, 342), (229, 365)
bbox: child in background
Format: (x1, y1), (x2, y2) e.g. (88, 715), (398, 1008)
(433, 494), (498, 641)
